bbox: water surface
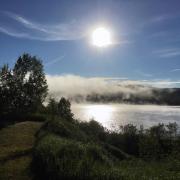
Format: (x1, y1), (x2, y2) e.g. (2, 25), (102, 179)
(72, 104), (180, 130)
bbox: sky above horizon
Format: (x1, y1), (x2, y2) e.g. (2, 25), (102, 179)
(1, 0), (180, 87)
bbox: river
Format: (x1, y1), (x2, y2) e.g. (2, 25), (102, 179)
(71, 104), (180, 130)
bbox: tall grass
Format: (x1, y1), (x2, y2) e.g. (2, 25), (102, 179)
(32, 116), (180, 179)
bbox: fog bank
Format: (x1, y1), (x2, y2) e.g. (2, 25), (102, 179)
(46, 74), (156, 101)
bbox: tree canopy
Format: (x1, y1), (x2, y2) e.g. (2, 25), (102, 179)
(0, 53), (48, 115)
(46, 97), (74, 120)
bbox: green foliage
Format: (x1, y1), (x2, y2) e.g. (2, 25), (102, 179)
(138, 123), (179, 159)
(78, 120), (107, 142)
(117, 157), (180, 179)
(30, 98), (180, 179)
(46, 98), (58, 115)
(0, 64), (14, 114)
(13, 54), (48, 113)
(1, 119), (179, 180)
(32, 116), (180, 180)
(38, 118), (87, 142)
(46, 97), (74, 121)
(166, 122), (178, 138)
(32, 134), (123, 180)
(57, 97), (74, 120)
(0, 53), (48, 117)
(119, 124), (139, 156)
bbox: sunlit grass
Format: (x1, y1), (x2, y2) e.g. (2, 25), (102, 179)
(0, 121), (42, 180)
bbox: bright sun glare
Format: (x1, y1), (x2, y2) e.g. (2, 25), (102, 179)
(92, 27), (112, 47)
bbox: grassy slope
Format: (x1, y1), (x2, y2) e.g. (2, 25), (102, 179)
(0, 121), (42, 180)
(0, 120), (179, 180)
(33, 119), (180, 180)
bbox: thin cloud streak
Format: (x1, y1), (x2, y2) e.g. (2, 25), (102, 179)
(153, 48), (180, 58)
(4, 11), (49, 33)
(170, 69), (180, 72)
(45, 55), (65, 67)
(135, 70), (153, 77)
(0, 27), (29, 38)
(149, 14), (175, 23)
(139, 14), (175, 30)
(0, 11), (130, 45)
(0, 11), (86, 41)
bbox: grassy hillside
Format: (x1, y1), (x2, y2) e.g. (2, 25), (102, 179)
(0, 117), (179, 179)
(32, 117), (180, 180)
(0, 121), (42, 180)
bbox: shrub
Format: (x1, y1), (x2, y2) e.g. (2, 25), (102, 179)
(58, 97), (74, 120)
(78, 120), (107, 142)
(38, 118), (87, 142)
(32, 112), (180, 179)
(32, 134), (123, 180)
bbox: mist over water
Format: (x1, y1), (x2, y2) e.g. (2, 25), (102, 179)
(47, 75), (180, 130)
(72, 104), (180, 130)
(46, 75), (155, 100)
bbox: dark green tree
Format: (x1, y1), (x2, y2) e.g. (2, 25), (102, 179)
(166, 122), (178, 138)
(0, 54), (48, 115)
(47, 98), (58, 115)
(119, 124), (139, 156)
(13, 54), (48, 113)
(0, 65), (14, 114)
(57, 97), (73, 120)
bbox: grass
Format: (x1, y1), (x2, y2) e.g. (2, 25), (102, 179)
(32, 134), (124, 180)
(117, 159), (180, 179)
(32, 117), (180, 180)
(0, 117), (180, 179)
(0, 121), (42, 180)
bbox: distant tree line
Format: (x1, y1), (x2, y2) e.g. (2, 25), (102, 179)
(84, 89), (180, 105)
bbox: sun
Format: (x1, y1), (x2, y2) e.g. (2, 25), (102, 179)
(92, 27), (112, 47)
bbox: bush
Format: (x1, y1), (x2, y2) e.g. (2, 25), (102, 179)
(57, 97), (74, 120)
(38, 118), (87, 142)
(138, 123), (179, 159)
(32, 113), (180, 179)
(32, 134), (123, 180)
(78, 120), (107, 142)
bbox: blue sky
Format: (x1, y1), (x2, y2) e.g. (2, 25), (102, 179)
(1, 0), (180, 86)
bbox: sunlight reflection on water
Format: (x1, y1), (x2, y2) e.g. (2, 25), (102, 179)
(72, 104), (180, 130)
(83, 105), (114, 125)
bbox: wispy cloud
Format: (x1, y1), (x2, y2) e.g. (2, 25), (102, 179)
(135, 70), (153, 77)
(149, 31), (169, 38)
(0, 11), (130, 46)
(138, 12), (180, 45)
(4, 11), (49, 33)
(0, 27), (29, 38)
(149, 14), (175, 23)
(153, 48), (180, 58)
(0, 11), (86, 41)
(170, 68), (180, 72)
(45, 55), (65, 67)
(139, 14), (173, 29)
